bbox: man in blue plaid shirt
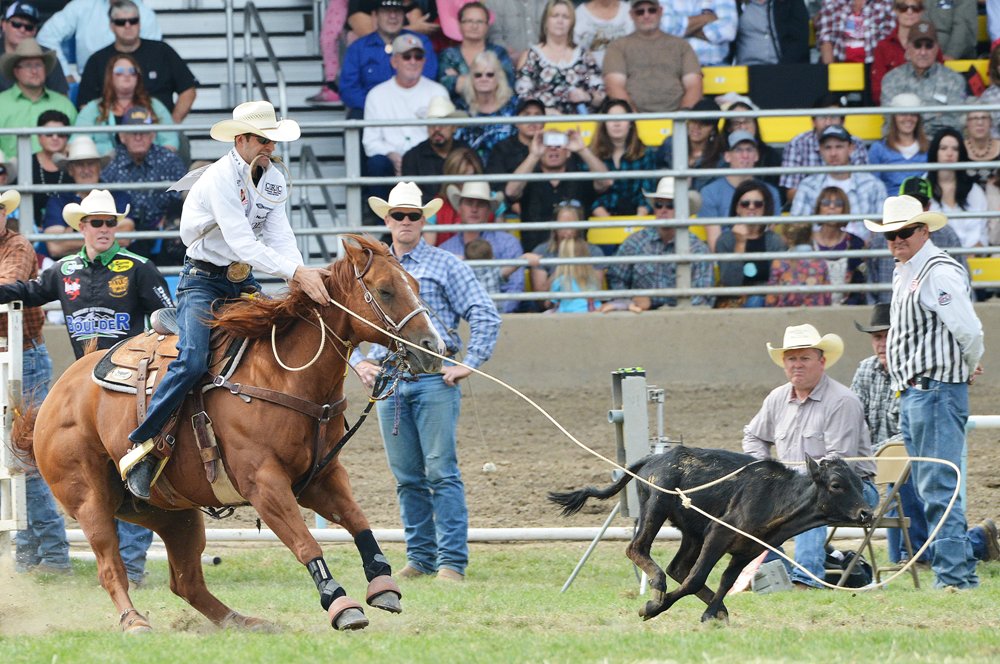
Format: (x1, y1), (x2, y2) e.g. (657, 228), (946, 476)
(354, 181), (501, 583)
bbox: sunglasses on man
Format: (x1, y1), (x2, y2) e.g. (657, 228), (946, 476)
(83, 218), (119, 228)
(111, 17), (140, 26)
(389, 211), (422, 222)
(884, 225), (921, 241)
(8, 19), (36, 31)
(652, 200), (674, 210)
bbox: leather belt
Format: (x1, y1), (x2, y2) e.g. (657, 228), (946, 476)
(908, 376), (931, 390)
(187, 258), (253, 283)
(187, 258), (227, 275)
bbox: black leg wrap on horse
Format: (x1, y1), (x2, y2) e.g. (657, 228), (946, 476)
(355, 529), (391, 581)
(307, 557), (347, 611)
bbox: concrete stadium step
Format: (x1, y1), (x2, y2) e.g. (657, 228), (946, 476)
(156, 8), (312, 36)
(190, 83), (342, 110)
(169, 33), (318, 61)
(189, 58), (321, 86)
(151, 0), (314, 10)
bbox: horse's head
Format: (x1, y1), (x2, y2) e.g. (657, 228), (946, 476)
(339, 235), (444, 374)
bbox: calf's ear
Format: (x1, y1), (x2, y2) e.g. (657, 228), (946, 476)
(805, 455), (822, 483)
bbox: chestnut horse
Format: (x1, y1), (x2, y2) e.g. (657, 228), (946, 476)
(23, 235), (444, 633)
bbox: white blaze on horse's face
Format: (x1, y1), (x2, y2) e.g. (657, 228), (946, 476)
(393, 263), (446, 356)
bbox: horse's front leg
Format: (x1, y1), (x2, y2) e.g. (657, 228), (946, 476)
(244, 463), (368, 631)
(299, 460), (402, 615)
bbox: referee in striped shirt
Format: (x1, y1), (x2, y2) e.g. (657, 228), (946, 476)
(864, 195), (985, 590)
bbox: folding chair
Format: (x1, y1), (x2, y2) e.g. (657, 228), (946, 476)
(825, 442), (920, 588)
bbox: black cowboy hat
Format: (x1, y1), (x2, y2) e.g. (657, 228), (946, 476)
(854, 303), (890, 334)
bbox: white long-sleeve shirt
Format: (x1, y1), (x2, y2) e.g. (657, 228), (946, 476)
(180, 148), (303, 281)
(362, 76), (448, 157)
(36, 0), (161, 76)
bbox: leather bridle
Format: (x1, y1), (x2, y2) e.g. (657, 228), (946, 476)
(353, 248), (430, 339)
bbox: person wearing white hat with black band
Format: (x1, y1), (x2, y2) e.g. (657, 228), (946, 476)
(121, 101), (331, 500)
(864, 195), (985, 590)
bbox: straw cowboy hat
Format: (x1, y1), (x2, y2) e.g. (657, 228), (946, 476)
(0, 190), (21, 214)
(446, 181), (500, 212)
(425, 95), (469, 120)
(642, 176), (702, 215)
(62, 189), (130, 231)
(0, 148), (16, 184)
(766, 324), (844, 368)
(854, 303), (891, 334)
(368, 181), (443, 220)
(0, 38), (57, 81)
(53, 136), (113, 169)
(210, 100), (301, 143)
(863, 195), (947, 235)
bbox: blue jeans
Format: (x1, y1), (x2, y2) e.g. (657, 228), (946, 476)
(365, 154), (394, 206)
(376, 374), (467, 575)
(787, 479), (879, 588)
(117, 520), (154, 581)
(130, 262), (257, 443)
(900, 379), (978, 589)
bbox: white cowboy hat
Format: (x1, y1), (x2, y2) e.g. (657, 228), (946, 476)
(0, 189), (21, 214)
(641, 176), (702, 215)
(0, 148), (16, 184)
(62, 189), (130, 231)
(53, 136), (113, 169)
(425, 95), (469, 120)
(210, 101), (301, 143)
(863, 195), (947, 235)
(446, 181), (499, 212)
(368, 181), (444, 220)
(766, 324), (844, 369)
(0, 38), (57, 81)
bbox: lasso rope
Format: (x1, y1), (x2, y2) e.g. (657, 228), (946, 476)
(325, 295), (961, 591)
(248, 154), (291, 205)
(271, 309), (327, 371)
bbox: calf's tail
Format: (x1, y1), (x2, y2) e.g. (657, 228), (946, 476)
(548, 456), (653, 516)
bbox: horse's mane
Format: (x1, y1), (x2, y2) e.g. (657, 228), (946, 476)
(211, 235), (389, 338)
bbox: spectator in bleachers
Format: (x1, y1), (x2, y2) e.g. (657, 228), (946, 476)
(926, 127), (989, 248)
(603, 0), (702, 113)
(437, 2), (515, 109)
(714, 179), (786, 308)
(601, 176), (714, 310)
(77, 0), (197, 123)
(865, 176), (965, 303)
(867, 92), (928, 193)
(403, 0), (448, 51)
(528, 200), (605, 295)
(792, 125), (887, 242)
(31, 109), (70, 224)
(717, 92), (785, 204)
(505, 125), (611, 250)
(732, 0), (810, 65)
(0, 38), (77, 158)
(309, 0), (350, 103)
(340, 0), (437, 118)
(574, 0), (634, 68)
(962, 103), (1000, 186)
(870, 0), (939, 105)
(812, 186), (867, 304)
(765, 222), (831, 307)
(880, 20), (967, 139)
(484, 97), (544, 205)
(979, 47), (1000, 135)
(658, 0), (738, 67)
(402, 95), (470, 182)
(925, 0), (977, 60)
(439, 181), (531, 312)
(1, 2), (68, 94)
(514, 0), (606, 115)
(546, 236), (605, 312)
(815, 0), (895, 65)
(427, 145), (485, 245)
(36, 0), (159, 80)
(699, 131), (781, 250)
(363, 34), (449, 201)
(75, 54), (178, 156)
(454, 50), (518, 163)
(588, 97), (655, 217)
(487, 0), (548, 62)
(42, 135), (131, 258)
(464, 237), (501, 295)
(100, 105), (184, 264)
(780, 93), (870, 200)
(656, 97), (725, 193)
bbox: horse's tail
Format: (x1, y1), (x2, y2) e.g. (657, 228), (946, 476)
(10, 399), (40, 466)
(547, 456), (654, 517)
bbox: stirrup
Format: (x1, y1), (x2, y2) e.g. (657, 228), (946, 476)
(119, 440), (155, 479)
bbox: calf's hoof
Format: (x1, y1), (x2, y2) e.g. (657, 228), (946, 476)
(119, 608), (151, 634)
(639, 600), (661, 621)
(328, 597), (369, 631)
(366, 575), (403, 614)
(700, 610), (730, 624)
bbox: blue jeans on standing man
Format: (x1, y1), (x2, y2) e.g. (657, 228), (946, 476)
(376, 374), (467, 576)
(900, 379), (978, 589)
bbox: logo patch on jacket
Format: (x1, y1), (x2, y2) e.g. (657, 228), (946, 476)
(64, 277), (81, 300)
(264, 182), (282, 197)
(109, 275), (129, 298)
(109, 259), (134, 273)
(937, 290), (952, 306)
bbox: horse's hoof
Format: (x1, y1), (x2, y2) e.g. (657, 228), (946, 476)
(328, 597), (369, 631)
(119, 608), (151, 634)
(366, 575), (402, 614)
(221, 611), (279, 633)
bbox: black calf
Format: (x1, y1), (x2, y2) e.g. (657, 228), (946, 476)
(549, 446), (873, 623)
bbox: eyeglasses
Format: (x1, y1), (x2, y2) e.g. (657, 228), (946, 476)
(895, 3), (922, 12)
(15, 61), (45, 70)
(400, 51), (425, 61)
(738, 199), (765, 209)
(111, 17), (140, 26)
(83, 218), (119, 228)
(113, 66), (137, 76)
(652, 200), (674, 210)
(8, 19), (36, 31)
(460, 18), (487, 25)
(968, 114), (991, 123)
(389, 211), (423, 222)
(473, 71), (496, 79)
(819, 198), (845, 208)
(884, 225), (922, 241)
(912, 39), (935, 50)
(557, 199), (583, 209)
(632, 5), (659, 16)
